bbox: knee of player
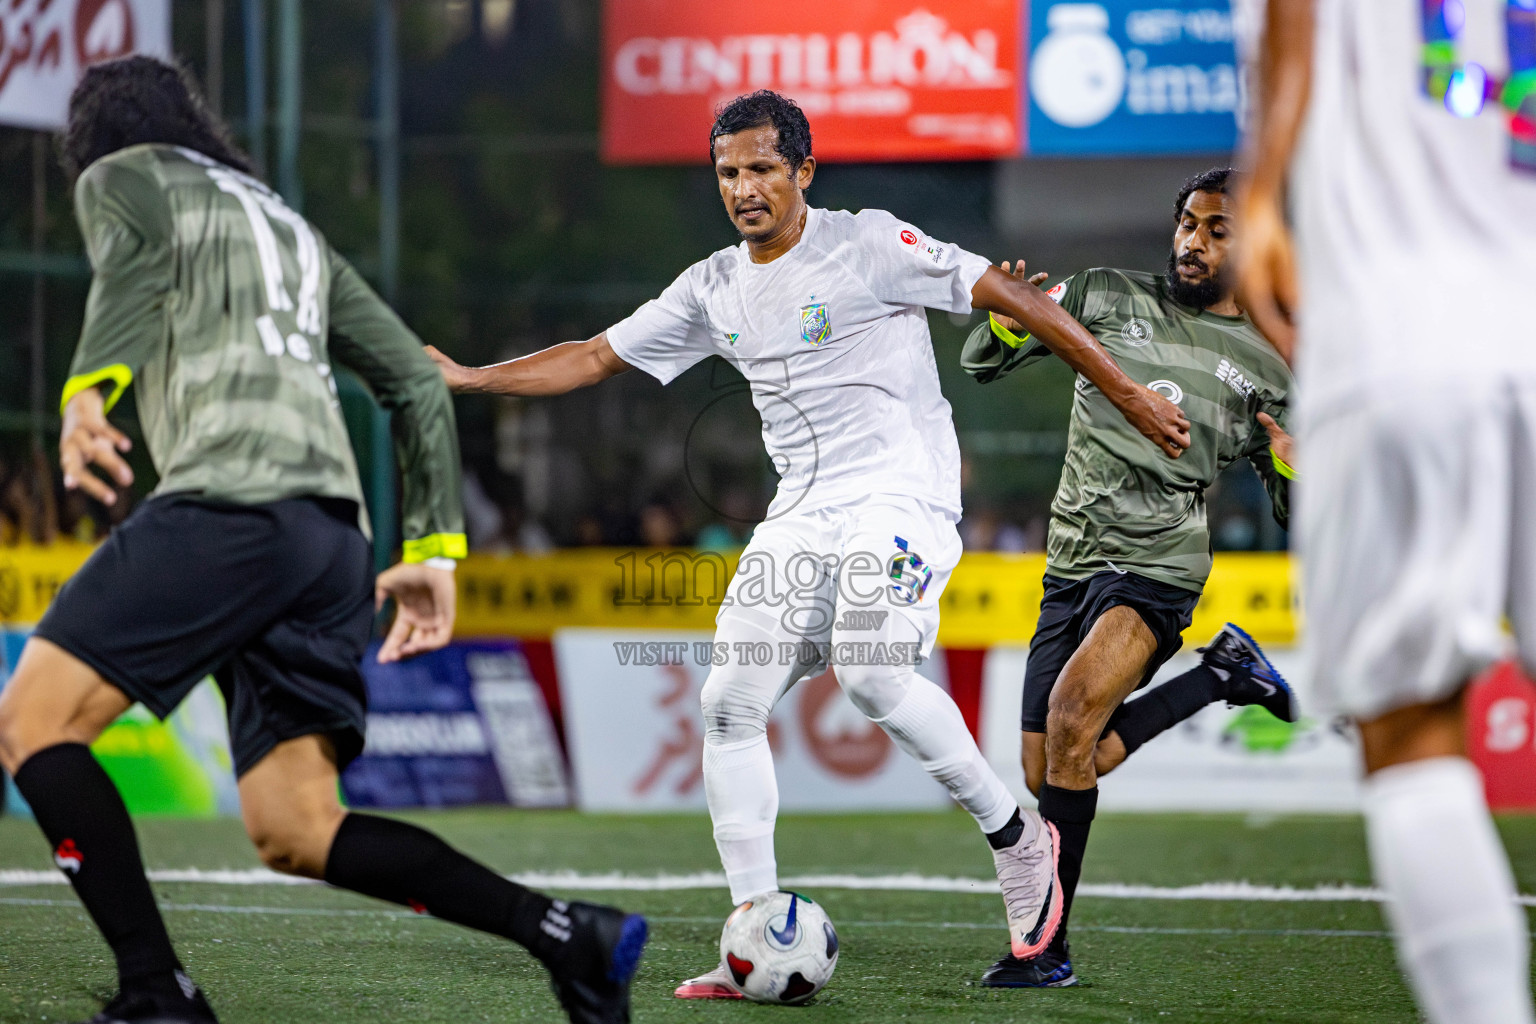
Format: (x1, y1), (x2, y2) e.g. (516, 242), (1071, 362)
(831, 662), (908, 720)
(244, 813), (332, 879)
(700, 673), (772, 743)
(1045, 698), (1102, 753)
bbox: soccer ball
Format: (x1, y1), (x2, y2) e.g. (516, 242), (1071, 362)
(718, 890), (839, 1005)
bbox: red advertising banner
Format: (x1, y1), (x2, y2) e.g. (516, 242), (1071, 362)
(0, 0), (171, 131)
(601, 0), (1022, 165)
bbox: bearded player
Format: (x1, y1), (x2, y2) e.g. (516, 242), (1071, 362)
(1241, 1), (1536, 1021)
(0, 57), (644, 1024)
(428, 89), (1192, 998)
(963, 167), (1298, 987)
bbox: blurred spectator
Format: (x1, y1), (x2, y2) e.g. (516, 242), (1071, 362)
(639, 498), (686, 548)
(960, 507), (1034, 553)
(0, 449), (59, 547)
(463, 466), (552, 554)
(695, 487), (759, 552)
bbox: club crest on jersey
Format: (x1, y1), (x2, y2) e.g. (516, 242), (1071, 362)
(1121, 318), (1153, 347)
(800, 303), (831, 346)
(54, 839), (83, 875)
(888, 536), (933, 605)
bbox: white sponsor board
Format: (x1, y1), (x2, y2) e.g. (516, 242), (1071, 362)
(554, 628), (948, 812)
(0, 0), (170, 131)
(980, 645), (1362, 812)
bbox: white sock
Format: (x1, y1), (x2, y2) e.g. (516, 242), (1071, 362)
(703, 734), (779, 905)
(1364, 756), (1534, 1024)
(874, 677), (1023, 836)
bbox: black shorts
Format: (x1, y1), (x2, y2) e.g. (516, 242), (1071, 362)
(1019, 571), (1201, 732)
(35, 494), (374, 777)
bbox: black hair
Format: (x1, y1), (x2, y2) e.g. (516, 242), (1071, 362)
(708, 90), (813, 170)
(1173, 166), (1234, 221)
(61, 55), (252, 180)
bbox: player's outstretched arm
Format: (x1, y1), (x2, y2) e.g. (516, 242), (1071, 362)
(376, 561), (456, 663)
(971, 266), (1192, 458)
(1237, 0), (1316, 362)
(426, 333), (632, 396)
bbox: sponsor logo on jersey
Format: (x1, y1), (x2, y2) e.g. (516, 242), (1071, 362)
(888, 536), (933, 604)
(899, 229), (918, 246)
(919, 242), (947, 266)
(1147, 379), (1184, 404)
(799, 303), (831, 346)
(724, 332), (740, 346)
(53, 839), (83, 875)
(1121, 317), (1154, 347)
(1046, 281), (1068, 303)
(1214, 358), (1257, 399)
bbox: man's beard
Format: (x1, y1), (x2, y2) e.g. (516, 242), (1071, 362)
(1164, 248), (1229, 309)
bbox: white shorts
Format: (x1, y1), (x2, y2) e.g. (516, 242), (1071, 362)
(715, 494), (962, 674)
(1300, 382), (1536, 721)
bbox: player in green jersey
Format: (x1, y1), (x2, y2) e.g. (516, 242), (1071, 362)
(0, 57), (644, 1024)
(961, 167), (1299, 988)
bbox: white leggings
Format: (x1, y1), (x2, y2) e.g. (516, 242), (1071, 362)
(701, 496), (1017, 903)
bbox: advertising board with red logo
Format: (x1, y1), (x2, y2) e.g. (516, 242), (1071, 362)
(601, 0), (1022, 164)
(553, 629), (949, 811)
(0, 0), (170, 131)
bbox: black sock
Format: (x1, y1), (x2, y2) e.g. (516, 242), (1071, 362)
(1104, 665), (1224, 758)
(1037, 783), (1097, 958)
(324, 812), (568, 963)
(985, 809), (1025, 851)
(12, 743), (183, 988)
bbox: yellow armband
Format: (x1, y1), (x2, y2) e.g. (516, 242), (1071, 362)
(1271, 450), (1298, 481)
(402, 532), (468, 563)
(989, 313), (1032, 350)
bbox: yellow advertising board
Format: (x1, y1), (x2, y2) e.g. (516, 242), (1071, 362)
(0, 543), (1297, 647)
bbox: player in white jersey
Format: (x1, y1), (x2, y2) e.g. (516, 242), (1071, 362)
(1241, 2), (1536, 1022)
(430, 90), (1191, 997)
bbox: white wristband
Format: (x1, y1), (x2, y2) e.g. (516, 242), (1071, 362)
(423, 556), (458, 571)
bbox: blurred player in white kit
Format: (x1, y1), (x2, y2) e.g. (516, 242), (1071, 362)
(430, 89), (1195, 997)
(1242, 1), (1536, 1021)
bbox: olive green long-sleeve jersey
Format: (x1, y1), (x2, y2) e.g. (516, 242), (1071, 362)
(963, 268), (1291, 592)
(67, 144), (463, 560)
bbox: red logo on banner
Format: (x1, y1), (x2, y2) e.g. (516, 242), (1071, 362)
(75, 0), (136, 68)
(796, 669), (891, 778)
(602, 0), (1021, 164)
(1467, 662), (1536, 810)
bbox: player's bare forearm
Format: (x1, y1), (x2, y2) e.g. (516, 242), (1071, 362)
(426, 333), (632, 396)
(1247, 0), (1315, 199)
(971, 267), (1191, 456)
(1236, 0), (1314, 361)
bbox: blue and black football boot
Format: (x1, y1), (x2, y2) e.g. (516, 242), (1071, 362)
(545, 900), (649, 1024)
(980, 942), (1079, 988)
(1199, 622), (1297, 723)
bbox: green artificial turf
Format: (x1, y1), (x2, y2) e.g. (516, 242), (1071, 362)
(4, 809), (1534, 1023)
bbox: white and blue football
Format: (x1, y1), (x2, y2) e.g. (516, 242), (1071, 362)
(718, 890), (839, 1005)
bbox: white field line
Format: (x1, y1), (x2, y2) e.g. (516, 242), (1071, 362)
(2, 868), (1536, 906)
(0, 897), (1398, 939)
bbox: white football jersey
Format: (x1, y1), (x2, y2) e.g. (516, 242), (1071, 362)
(606, 207), (989, 519)
(1291, 0), (1536, 417)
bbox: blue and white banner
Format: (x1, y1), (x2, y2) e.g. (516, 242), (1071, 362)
(1026, 0), (1241, 155)
(342, 640), (571, 810)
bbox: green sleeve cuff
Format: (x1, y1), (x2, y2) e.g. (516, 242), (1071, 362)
(1271, 449), (1298, 481)
(60, 364), (133, 414)
(989, 313), (1031, 350)
(402, 532), (468, 563)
